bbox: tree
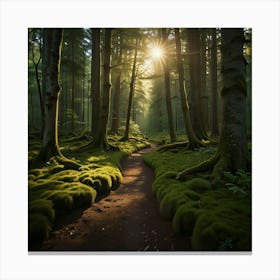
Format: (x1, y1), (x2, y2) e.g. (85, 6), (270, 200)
(110, 32), (123, 134)
(161, 28), (176, 143)
(34, 28), (80, 170)
(122, 38), (139, 141)
(175, 28), (202, 149)
(186, 28), (208, 140)
(177, 28), (248, 185)
(91, 28), (101, 136)
(29, 28), (44, 137)
(37, 28), (63, 162)
(92, 28), (116, 149)
(210, 28), (219, 136)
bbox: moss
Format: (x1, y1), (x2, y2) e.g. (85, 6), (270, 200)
(29, 199), (55, 222)
(42, 191), (74, 211)
(187, 178), (212, 192)
(172, 205), (200, 236)
(145, 145), (251, 251)
(29, 213), (52, 243)
(159, 190), (190, 220)
(192, 207), (251, 251)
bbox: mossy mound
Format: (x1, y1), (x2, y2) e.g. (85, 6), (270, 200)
(187, 178), (212, 192)
(144, 146), (251, 251)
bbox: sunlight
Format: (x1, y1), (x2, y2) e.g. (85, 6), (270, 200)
(151, 46), (163, 60)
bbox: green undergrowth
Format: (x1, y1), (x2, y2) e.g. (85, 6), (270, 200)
(144, 146), (251, 251)
(28, 135), (150, 247)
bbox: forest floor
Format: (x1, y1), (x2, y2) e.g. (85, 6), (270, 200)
(41, 144), (191, 251)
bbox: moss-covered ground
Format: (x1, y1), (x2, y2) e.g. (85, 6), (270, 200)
(144, 145), (251, 251)
(28, 135), (150, 247)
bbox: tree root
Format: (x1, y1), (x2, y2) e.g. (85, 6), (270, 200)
(157, 139), (206, 152)
(176, 152), (220, 181)
(76, 139), (119, 152)
(157, 141), (189, 152)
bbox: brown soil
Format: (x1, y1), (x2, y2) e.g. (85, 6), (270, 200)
(41, 145), (191, 251)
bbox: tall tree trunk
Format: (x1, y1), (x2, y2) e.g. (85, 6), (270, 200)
(71, 40), (75, 132)
(200, 29), (209, 133)
(213, 28), (248, 175)
(110, 33), (123, 134)
(92, 28), (114, 149)
(210, 28), (219, 136)
(38, 28), (63, 161)
(177, 28), (248, 184)
(175, 28), (201, 148)
(31, 29), (45, 137)
(122, 39), (138, 141)
(162, 28), (176, 143)
(187, 28), (207, 140)
(91, 28), (101, 136)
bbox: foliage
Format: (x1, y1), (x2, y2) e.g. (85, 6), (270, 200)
(144, 146), (251, 251)
(223, 169), (251, 197)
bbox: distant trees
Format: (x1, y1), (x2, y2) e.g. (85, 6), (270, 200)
(28, 28), (251, 159)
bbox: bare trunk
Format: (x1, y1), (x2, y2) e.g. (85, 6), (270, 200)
(210, 28), (219, 136)
(91, 28), (101, 136)
(212, 28), (248, 179)
(187, 28), (207, 140)
(200, 29), (209, 133)
(38, 28), (63, 161)
(162, 28), (176, 143)
(110, 33), (123, 134)
(175, 29), (201, 148)
(122, 39), (138, 141)
(92, 28), (113, 149)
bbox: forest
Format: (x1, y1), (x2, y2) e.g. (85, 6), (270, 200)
(28, 28), (252, 251)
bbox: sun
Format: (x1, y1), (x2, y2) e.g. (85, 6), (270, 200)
(151, 46), (163, 60)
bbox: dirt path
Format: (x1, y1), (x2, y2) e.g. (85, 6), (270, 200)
(41, 145), (191, 251)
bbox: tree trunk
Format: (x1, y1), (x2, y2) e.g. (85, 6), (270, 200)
(162, 28), (176, 143)
(187, 28), (207, 140)
(110, 33), (123, 134)
(38, 28), (63, 161)
(71, 40), (75, 133)
(91, 28), (101, 136)
(200, 29), (209, 133)
(177, 28), (248, 185)
(175, 28), (201, 148)
(210, 28), (219, 136)
(213, 28), (248, 177)
(92, 28), (114, 149)
(122, 39), (138, 141)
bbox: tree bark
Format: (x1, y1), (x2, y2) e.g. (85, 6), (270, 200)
(200, 29), (209, 133)
(110, 33), (123, 134)
(122, 38), (138, 141)
(210, 28), (219, 136)
(175, 28), (202, 148)
(38, 28), (63, 161)
(162, 28), (176, 143)
(186, 28), (207, 140)
(177, 28), (248, 185)
(92, 28), (115, 149)
(91, 28), (101, 136)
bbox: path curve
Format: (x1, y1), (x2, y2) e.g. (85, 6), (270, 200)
(42, 145), (190, 251)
